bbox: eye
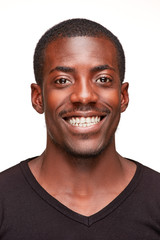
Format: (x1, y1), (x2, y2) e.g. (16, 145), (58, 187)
(55, 78), (71, 85)
(96, 76), (112, 84)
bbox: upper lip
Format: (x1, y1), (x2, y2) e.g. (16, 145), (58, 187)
(61, 111), (109, 119)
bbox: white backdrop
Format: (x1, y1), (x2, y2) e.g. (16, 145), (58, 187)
(0, 0), (160, 171)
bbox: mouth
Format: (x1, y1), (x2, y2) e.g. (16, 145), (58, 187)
(63, 115), (107, 128)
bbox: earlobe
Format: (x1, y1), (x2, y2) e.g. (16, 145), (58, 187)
(121, 82), (129, 113)
(31, 83), (44, 114)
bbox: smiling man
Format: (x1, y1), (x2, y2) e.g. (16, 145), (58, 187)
(1, 19), (160, 239)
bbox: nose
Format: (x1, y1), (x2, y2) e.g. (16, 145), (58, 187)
(70, 78), (98, 105)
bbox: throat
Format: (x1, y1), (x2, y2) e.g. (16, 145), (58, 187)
(28, 152), (137, 217)
(53, 191), (119, 216)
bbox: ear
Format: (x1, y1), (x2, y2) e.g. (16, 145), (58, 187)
(121, 82), (129, 113)
(31, 83), (44, 114)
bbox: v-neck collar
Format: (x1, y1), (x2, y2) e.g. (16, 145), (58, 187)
(20, 158), (143, 227)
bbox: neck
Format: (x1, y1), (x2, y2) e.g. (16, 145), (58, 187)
(28, 136), (136, 216)
(29, 135), (126, 193)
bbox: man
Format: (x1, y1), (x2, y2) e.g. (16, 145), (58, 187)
(0, 19), (160, 239)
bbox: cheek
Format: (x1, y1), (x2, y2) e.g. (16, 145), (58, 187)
(43, 89), (70, 132)
(43, 89), (65, 112)
(42, 91), (59, 129)
(100, 88), (121, 110)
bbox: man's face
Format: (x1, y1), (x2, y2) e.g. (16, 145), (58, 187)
(35, 36), (128, 157)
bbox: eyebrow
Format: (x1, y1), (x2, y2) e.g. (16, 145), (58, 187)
(49, 64), (115, 74)
(91, 64), (115, 72)
(49, 66), (75, 74)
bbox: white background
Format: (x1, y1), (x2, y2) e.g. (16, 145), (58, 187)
(0, 0), (160, 171)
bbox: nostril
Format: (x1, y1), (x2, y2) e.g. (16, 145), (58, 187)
(70, 91), (98, 104)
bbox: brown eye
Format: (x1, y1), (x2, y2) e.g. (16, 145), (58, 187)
(96, 77), (111, 83)
(55, 78), (70, 85)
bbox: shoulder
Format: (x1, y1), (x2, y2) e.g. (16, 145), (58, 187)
(0, 162), (27, 207)
(0, 163), (25, 226)
(126, 159), (160, 203)
(141, 163), (160, 185)
(0, 163), (22, 187)
(135, 162), (160, 203)
(129, 159), (160, 184)
(0, 159), (32, 195)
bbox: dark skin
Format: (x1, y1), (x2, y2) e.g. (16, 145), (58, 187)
(30, 36), (136, 216)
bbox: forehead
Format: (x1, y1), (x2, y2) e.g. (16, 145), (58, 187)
(43, 36), (118, 70)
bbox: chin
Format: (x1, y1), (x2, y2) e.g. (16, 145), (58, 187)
(63, 142), (106, 159)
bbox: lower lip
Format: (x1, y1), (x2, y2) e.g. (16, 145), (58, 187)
(63, 116), (107, 134)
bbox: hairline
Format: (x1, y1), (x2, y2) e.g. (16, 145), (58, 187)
(39, 35), (122, 87)
(33, 19), (125, 86)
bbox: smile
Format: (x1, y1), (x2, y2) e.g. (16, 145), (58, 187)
(68, 116), (102, 127)
(61, 109), (109, 131)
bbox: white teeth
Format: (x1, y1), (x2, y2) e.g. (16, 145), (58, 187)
(76, 118), (80, 123)
(91, 117), (95, 123)
(68, 116), (101, 127)
(80, 117), (85, 124)
(86, 117), (91, 123)
(72, 118), (76, 124)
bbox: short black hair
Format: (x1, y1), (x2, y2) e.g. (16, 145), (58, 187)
(33, 18), (125, 86)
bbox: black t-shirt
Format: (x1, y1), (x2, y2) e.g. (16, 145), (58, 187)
(0, 158), (160, 239)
